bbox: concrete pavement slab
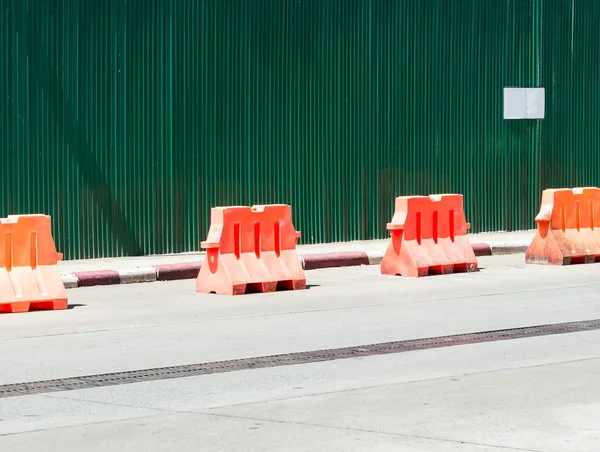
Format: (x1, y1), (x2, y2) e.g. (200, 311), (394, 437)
(1, 250), (598, 452)
(0, 394), (158, 436)
(30, 331), (600, 413)
(1, 331), (598, 451)
(208, 357), (600, 452)
(1, 255), (600, 385)
(0, 410), (516, 452)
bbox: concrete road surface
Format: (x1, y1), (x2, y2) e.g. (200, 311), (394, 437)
(1, 254), (600, 451)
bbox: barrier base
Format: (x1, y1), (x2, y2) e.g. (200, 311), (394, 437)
(382, 262), (477, 277)
(200, 279), (307, 296)
(0, 298), (68, 314)
(419, 262), (476, 276)
(197, 247), (307, 296)
(381, 237), (478, 278)
(525, 229), (600, 265)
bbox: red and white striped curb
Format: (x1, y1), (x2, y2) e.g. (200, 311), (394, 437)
(60, 242), (529, 289)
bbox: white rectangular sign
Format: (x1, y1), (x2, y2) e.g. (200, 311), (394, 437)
(503, 87), (545, 120)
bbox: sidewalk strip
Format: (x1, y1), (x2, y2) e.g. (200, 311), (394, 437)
(302, 252), (370, 271)
(490, 242), (530, 255)
(61, 273), (79, 290)
(73, 270), (121, 287)
(61, 242), (528, 289)
(471, 243), (492, 256)
(118, 267), (157, 285)
(155, 262), (203, 281)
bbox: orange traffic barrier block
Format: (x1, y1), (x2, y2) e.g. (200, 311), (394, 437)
(381, 194), (478, 277)
(0, 215), (68, 313)
(196, 204), (307, 295)
(526, 187), (600, 265)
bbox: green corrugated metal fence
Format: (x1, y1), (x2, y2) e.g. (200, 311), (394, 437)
(1, 0), (599, 259)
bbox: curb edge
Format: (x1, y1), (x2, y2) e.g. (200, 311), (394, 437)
(62, 242), (528, 289)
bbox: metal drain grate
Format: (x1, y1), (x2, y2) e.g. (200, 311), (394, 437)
(2, 318), (599, 399)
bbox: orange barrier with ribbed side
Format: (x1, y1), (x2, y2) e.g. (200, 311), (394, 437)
(381, 194), (478, 277)
(526, 187), (600, 265)
(0, 215), (68, 313)
(196, 205), (306, 295)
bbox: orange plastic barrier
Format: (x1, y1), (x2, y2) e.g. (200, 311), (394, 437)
(526, 187), (600, 265)
(196, 204), (307, 295)
(0, 215), (68, 313)
(380, 194), (478, 277)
